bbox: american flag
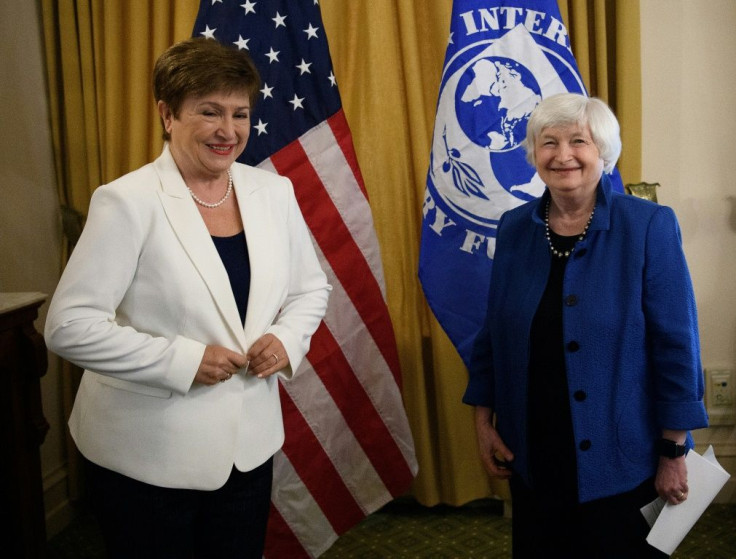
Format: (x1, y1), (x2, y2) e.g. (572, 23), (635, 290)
(193, 1), (418, 557)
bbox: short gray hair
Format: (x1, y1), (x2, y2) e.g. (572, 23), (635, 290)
(522, 93), (622, 174)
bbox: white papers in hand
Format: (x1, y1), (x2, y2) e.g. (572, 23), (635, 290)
(642, 445), (731, 555)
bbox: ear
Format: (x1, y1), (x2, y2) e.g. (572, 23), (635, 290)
(158, 100), (174, 134)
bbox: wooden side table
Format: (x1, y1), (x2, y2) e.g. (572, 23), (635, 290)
(0, 292), (50, 558)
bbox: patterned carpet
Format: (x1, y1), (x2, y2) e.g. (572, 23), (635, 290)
(48, 498), (736, 558)
(322, 499), (736, 558)
(322, 499), (511, 558)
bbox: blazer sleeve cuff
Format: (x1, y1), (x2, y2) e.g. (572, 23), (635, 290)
(462, 376), (493, 407)
(168, 336), (207, 395)
(266, 325), (302, 380)
(656, 399), (709, 431)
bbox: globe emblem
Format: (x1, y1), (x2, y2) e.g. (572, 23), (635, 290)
(455, 56), (541, 153)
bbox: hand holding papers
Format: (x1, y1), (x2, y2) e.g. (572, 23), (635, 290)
(641, 446), (731, 555)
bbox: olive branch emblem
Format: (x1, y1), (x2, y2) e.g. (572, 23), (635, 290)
(441, 127), (488, 200)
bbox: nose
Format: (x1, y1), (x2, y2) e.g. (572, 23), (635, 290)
(554, 142), (573, 161)
(217, 116), (236, 139)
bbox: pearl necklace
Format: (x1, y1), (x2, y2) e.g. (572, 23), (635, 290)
(544, 199), (595, 258)
(188, 170), (233, 208)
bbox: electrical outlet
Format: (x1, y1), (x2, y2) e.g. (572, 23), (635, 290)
(706, 368), (736, 426)
(711, 373), (733, 406)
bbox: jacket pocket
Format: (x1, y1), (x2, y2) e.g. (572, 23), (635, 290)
(92, 373), (172, 399)
(617, 382), (657, 465)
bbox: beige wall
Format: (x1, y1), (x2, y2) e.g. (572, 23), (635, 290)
(1, 0), (734, 541)
(0, 0), (68, 535)
(641, 0), (736, 501)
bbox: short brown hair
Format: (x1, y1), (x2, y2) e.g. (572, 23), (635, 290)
(153, 38), (261, 140)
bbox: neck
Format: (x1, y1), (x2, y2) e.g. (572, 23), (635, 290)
(548, 190), (596, 219)
(169, 144), (228, 191)
(544, 198), (596, 258)
(547, 192), (596, 237)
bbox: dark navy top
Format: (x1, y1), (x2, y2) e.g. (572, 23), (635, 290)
(528, 232), (578, 503)
(211, 230), (250, 325)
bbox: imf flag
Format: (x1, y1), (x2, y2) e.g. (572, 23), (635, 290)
(420, 0), (591, 366)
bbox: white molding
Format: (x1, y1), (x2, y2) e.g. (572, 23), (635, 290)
(712, 443), (736, 457)
(701, 443), (736, 503)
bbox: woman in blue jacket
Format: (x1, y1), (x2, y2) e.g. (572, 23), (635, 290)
(463, 93), (708, 557)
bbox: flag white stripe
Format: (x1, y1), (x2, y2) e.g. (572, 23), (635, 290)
(262, 148), (416, 500)
(283, 360), (392, 510)
(308, 240), (418, 469)
(271, 451), (338, 558)
(299, 121), (388, 296)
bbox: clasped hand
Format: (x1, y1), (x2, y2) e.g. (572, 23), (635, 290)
(194, 333), (289, 385)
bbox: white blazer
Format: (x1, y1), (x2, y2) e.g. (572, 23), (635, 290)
(45, 146), (330, 490)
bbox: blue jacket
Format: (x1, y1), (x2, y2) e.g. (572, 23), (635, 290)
(463, 175), (708, 502)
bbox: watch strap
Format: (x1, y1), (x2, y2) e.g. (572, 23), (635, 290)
(656, 438), (687, 458)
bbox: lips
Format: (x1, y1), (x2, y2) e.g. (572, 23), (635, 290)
(207, 144), (235, 155)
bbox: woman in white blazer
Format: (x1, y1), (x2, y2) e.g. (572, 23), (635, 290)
(45, 38), (330, 558)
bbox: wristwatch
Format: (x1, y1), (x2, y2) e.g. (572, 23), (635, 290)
(656, 438), (687, 458)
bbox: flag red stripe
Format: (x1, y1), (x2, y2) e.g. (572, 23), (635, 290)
(270, 144), (402, 386)
(278, 386), (366, 533)
(327, 110), (368, 199)
(308, 321), (414, 495)
(264, 504), (309, 559)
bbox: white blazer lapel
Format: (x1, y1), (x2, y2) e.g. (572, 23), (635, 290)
(233, 166), (279, 343)
(153, 147), (247, 350)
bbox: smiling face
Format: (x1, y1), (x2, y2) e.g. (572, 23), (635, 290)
(534, 123), (604, 199)
(159, 90), (251, 182)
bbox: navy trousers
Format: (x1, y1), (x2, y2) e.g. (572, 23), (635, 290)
(85, 457), (273, 559)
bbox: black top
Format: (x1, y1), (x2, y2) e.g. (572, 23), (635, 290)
(527, 231), (579, 503)
(211, 231), (250, 325)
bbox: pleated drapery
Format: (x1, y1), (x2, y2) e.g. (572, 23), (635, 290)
(40, 0), (641, 507)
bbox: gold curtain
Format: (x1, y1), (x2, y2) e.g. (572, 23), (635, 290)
(558, 0), (642, 182)
(40, 0), (641, 507)
(41, 0), (200, 209)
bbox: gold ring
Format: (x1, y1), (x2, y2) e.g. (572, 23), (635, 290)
(679, 491), (685, 499)
(271, 353), (278, 365)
